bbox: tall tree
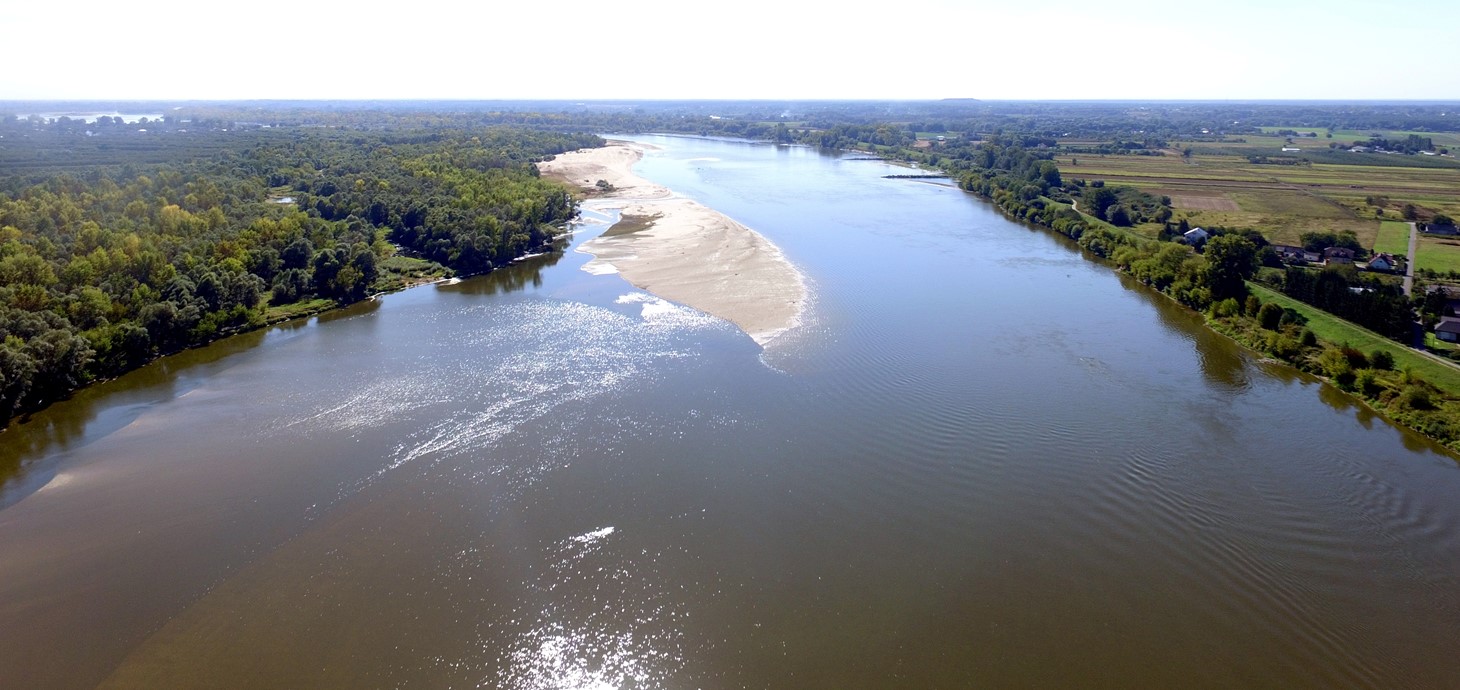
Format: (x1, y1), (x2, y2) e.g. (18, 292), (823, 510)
(1203, 234), (1257, 300)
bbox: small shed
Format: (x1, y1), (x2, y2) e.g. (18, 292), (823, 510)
(1183, 227), (1210, 244)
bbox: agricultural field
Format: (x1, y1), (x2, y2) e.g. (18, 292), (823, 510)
(1254, 128), (1460, 148)
(1056, 133), (1460, 249)
(1375, 220), (1412, 257)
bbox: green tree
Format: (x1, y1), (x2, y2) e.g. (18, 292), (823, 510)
(1082, 186), (1117, 218)
(1203, 234), (1257, 300)
(1105, 205), (1131, 226)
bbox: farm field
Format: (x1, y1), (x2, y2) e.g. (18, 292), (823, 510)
(1056, 136), (1460, 249)
(1256, 128), (1460, 148)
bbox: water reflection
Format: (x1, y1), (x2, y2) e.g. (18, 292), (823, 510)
(1316, 378), (1358, 413)
(439, 246), (567, 297)
(480, 526), (686, 690)
(0, 239), (571, 509)
(0, 327), (270, 509)
(315, 295), (381, 324)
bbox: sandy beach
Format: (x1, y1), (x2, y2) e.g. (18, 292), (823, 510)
(540, 143), (807, 346)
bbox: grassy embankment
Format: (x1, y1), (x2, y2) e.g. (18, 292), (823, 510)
(1212, 283), (1460, 448)
(1246, 284), (1460, 388)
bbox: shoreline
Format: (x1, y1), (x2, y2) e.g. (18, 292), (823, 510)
(961, 167), (1460, 456)
(540, 143), (808, 346)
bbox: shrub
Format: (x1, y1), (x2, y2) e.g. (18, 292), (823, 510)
(1266, 332), (1302, 361)
(1244, 295), (1262, 317)
(1399, 384), (1434, 410)
(1341, 346), (1369, 369)
(1355, 369), (1381, 397)
(1319, 346), (1353, 380)
(1258, 302), (1285, 330)
(1212, 298), (1242, 318)
(1369, 349), (1394, 370)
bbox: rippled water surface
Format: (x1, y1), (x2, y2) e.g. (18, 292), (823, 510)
(2, 136), (1459, 689)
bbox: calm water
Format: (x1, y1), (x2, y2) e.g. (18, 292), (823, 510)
(2, 135), (1459, 689)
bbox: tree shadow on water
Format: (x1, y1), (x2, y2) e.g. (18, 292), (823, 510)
(0, 327), (272, 510)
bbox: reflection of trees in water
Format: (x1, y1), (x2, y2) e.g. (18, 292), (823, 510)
(0, 246), (568, 508)
(439, 249), (565, 297)
(0, 328), (271, 509)
(1114, 273), (1455, 459)
(316, 296), (381, 325)
(1118, 273), (1251, 392)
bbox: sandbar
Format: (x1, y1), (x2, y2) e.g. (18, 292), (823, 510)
(540, 143), (807, 346)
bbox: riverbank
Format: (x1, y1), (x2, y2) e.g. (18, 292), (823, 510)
(539, 143), (807, 346)
(962, 163), (1460, 454)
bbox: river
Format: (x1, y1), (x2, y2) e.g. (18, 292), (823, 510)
(1, 135), (1458, 689)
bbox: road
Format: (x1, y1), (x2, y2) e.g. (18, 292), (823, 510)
(1404, 221), (1418, 296)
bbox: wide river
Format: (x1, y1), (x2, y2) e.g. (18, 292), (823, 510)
(2, 136), (1459, 689)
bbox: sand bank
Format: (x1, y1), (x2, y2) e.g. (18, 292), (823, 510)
(540, 144), (807, 346)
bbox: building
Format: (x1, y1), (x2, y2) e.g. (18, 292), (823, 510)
(1323, 247), (1356, 265)
(1366, 253), (1398, 272)
(1270, 244), (1322, 264)
(1183, 227), (1209, 244)
(1436, 318), (1460, 343)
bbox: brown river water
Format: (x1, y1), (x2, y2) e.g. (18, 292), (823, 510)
(1, 135), (1458, 689)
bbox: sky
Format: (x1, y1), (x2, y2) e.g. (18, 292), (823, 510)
(4, 0), (1458, 101)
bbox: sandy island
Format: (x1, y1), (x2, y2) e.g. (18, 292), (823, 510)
(539, 143), (807, 346)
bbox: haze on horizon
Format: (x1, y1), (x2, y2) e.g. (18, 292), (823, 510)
(4, 0), (1457, 102)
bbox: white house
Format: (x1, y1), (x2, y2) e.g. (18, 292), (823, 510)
(1366, 253), (1398, 272)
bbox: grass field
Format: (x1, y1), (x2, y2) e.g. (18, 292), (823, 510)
(264, 297), (336, 323)
(1415, 234), (1460, 274)
(371, 255), (452, 292)
(1248, 283), (1460, 392)
(1057, 136), (1460, 249)
(1250, 128), (1460, 147)
(1375, 220), (1412, 256)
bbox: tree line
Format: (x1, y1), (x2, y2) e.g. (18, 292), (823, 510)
(0, 119), (600, 425)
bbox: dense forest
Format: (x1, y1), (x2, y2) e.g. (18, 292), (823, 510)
(0, 115), (599, 425)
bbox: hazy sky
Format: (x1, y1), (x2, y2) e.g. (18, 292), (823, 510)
(4, 0), (1457, 101)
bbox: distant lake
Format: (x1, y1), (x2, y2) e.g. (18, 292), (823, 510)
(1, 135), (1458, 689)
